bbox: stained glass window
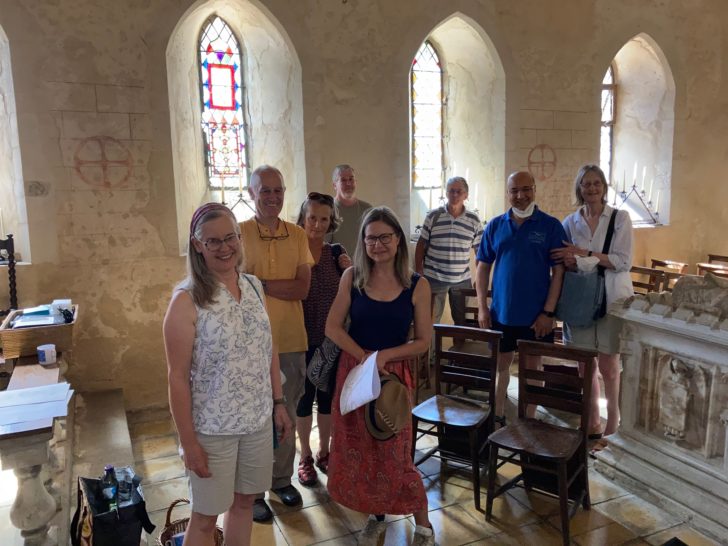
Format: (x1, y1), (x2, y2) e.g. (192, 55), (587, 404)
(199, 16), (249, 190)
(600, 65), (615, 184)
(411, 41), (443, 189)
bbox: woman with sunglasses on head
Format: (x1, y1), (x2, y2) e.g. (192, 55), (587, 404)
(551, 165), (634, 453)
(294, 192), (352, 487)
(325, 207), (436, 546)
(163, 203), (292, 546)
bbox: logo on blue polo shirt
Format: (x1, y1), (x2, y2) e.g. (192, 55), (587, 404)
(528, 231), (546, 245)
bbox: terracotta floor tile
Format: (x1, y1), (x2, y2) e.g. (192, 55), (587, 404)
(594, 495), (683, 537)
(137, 453), (186, 484)
(422, 474), (479, 509)
(643, 524), (722, 546)
(507, 487), (562, 517)
(460, 493), (539, 534)
(572, 522), (638, 545)
(132, 434), (179, 463)
(250, 520), (290, 546)
(410, 504), (492, 545)
(547, 506), (613, 536)
(275, 502), (352, 545)
(481, 522), (567, 546)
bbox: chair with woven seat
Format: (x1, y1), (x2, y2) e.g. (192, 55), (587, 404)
(484, 340), (597, 546)
(0, 234), (18, 317)
(411, 324), (502, 511)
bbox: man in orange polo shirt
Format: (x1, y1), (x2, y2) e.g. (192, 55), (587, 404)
(240, 165), (314, 522)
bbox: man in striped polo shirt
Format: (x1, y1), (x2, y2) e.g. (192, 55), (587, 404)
(415, 176), (484, 326)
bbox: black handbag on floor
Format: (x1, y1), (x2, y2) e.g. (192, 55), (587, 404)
(70, 471), (155, 546)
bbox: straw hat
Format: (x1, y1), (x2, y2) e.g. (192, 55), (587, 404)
(364, 373), (410, 440)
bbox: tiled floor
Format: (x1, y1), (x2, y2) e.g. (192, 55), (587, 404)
(127, 381), (721, 546)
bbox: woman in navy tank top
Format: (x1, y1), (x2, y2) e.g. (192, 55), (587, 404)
(325, 207), (436, 546)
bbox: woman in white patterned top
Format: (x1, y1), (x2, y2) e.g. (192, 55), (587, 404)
(164, 203), (292, 546)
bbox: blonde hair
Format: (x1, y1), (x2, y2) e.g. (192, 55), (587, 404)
(353, 206), (411, 291)
(181, 207), (242, 308)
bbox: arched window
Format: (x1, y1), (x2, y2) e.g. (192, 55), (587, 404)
(604, 34), (675, 226)
(411, 41), (443, 190)
(600, 65), (616, 184)
(198, 16), (250, 194)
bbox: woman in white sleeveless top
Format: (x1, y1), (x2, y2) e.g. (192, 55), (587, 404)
(164, 203), (292, 546)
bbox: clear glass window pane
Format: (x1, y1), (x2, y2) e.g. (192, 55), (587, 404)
(411, 41), (443, 189)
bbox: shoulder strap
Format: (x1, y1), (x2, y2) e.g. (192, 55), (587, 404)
(598, 210), (618, 277)
(243, 274), (264, 305)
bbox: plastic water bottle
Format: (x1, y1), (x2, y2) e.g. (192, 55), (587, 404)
(118, 473), (133, 504)
(101, 465), (118, 512)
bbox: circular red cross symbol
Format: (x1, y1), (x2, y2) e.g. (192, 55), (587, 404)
(74, 136), (133, 188)
(527, 144), (557, 181)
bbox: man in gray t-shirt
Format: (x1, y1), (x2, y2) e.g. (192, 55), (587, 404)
(326, 164), (371, 255)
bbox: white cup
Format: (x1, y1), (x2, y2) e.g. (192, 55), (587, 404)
(37, 344), (57, 365)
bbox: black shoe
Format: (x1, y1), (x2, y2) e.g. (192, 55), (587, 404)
(271, 484), (302, 506)
(252, 498), (273, 522)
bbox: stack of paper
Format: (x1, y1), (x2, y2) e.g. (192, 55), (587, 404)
(0, 382), (74, 436)
(340, 352), (381, 415)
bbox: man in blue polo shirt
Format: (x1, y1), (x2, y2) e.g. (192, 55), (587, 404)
(475, 171), (566, 421)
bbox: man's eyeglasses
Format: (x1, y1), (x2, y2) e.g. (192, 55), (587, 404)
(364, 232), (395, 246)
(508, 186), (535, 196)
(256, 221), (290, 241)
(307, 192), (335, 205)
(200, 233), (240, 252)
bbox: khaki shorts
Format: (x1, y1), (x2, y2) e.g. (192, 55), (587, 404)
(563, 313), (621, 355)
(187, 417), (273, 515)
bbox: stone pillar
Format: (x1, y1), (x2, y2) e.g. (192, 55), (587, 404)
(0, 431), (58, 545)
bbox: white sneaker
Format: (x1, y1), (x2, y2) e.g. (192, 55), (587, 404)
(411, 524), (436, 546)
(358, 515), (387, 545)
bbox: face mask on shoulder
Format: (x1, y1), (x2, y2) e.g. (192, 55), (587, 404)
(510, 202), (536, 219)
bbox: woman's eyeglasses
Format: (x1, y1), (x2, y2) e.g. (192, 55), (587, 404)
(200, 233), (240, 251)
(307, 192), (335, 205)
(256, 221), (290, 241)
(364, 232), (395, 246)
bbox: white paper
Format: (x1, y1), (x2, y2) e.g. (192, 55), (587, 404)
(0, 389), (73, 425)
(0, 382), (71, 408)
(340, 351), (381, 415)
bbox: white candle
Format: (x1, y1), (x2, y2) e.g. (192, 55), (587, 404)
(239, 176), (243, 196)
(0, 208), (4, 238)
(648, 179), (653, 203)
(655, 190), (661, 214)
(622, 170), (626, 193)
(641, 166), (647, 191)
(221, 183), (225, 204)
(633, 164), (637, 188)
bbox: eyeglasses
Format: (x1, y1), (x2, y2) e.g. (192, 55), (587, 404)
(579, 181), (603, 189)
(447, 189), (466, 195)
(307, 192), (335, 205)
(364, 232), (396, 246)
(200, 233), (240, 251)
(256, 221), (290, 241)
(508, 186), (534, 196)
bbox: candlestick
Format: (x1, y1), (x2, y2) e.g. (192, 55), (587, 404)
(654, 190), (661, 214)
(221, 182), (225, 204)
(647, 179), (653, 203)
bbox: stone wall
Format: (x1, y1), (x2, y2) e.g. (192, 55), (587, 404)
(1, 0), (727, 409)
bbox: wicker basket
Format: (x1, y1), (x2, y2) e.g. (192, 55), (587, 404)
(157, 498), (224, 546)
(0, 305), (78, 359)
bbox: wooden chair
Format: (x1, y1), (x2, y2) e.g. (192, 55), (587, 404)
(697, 262), (728, 277)
(0, 234), (18, 317)
(630, 266), (664, 294)
(708, 254), (728, 266)
(485, 340), (597, 546)
(411, 324), (502, 511)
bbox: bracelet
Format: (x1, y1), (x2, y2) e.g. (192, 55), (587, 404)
(273, 397), (286, 406)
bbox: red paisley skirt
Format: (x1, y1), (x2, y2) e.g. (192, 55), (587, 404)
(326, 351), (427, 515)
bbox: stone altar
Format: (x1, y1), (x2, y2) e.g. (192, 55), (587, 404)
(596, 274), (728, 542)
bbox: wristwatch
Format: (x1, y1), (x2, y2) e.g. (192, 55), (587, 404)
(542, 310), (556, 318)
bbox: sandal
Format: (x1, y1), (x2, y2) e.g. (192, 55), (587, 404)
(588, 437), (609, 459)
(315, 452), (329, 474)
(297, 455), (318, 486)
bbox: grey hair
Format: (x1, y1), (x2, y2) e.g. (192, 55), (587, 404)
(332, 164), (354, 182)
(181, 208), (242, 308)
(250, 164), (285, 191)
(353, 206), (411, 291)
(573, 164), (608, 206)
(446, 176), (469, 192)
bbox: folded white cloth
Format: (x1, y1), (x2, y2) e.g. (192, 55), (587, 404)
(576, 255), (600, 273)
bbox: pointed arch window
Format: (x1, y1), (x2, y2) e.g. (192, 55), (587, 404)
(600, 64), (616, 184)
(199, 16), (249, 190)
(411, 41), (444, 189)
